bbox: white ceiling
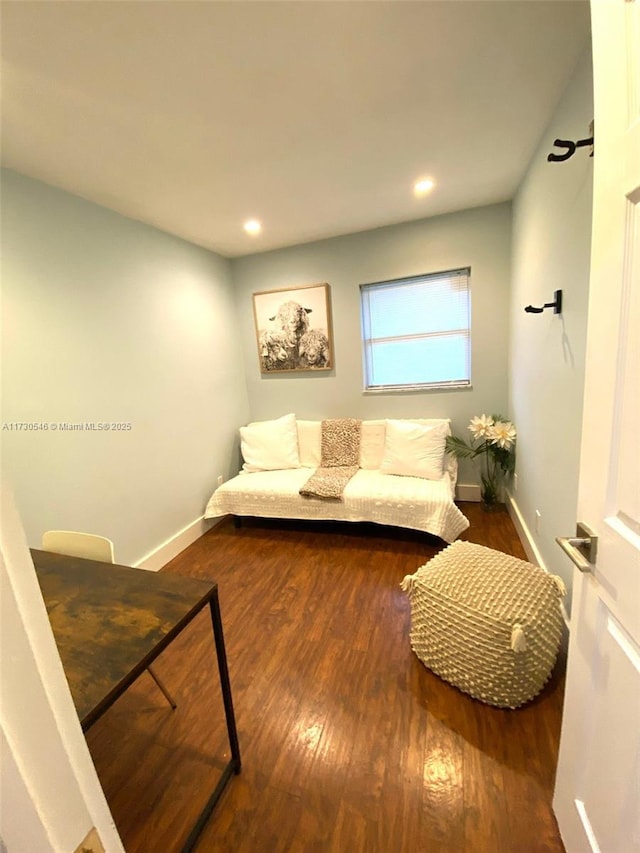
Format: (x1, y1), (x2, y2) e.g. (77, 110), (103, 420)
(1, 1), (591, 258)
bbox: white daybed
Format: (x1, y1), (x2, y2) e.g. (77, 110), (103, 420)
(205, 415), (470, 544)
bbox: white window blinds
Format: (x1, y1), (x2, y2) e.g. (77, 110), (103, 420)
(360, 267), (471, 390)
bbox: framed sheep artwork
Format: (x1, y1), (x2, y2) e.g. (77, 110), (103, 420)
(253, 282), (334, 373)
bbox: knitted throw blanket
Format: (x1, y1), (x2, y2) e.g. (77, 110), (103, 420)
(299, 418), (361, 500)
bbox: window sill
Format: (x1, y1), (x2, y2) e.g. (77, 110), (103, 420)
(362, 383), (473, 395)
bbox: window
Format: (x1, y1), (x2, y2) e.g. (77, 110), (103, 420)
(360, 267), (471, 391)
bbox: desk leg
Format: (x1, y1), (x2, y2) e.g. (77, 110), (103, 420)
(181, 591), (241, 853)
(209, 590), (241, 772)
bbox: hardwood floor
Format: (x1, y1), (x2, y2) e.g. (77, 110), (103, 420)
(85, 504), (566, 852)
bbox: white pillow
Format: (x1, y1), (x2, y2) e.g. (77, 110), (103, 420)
(359, 420), (387, 469)
(297, 420), (322, 467)
(380, 419), (447, 480)
(240, 413), (300, 472)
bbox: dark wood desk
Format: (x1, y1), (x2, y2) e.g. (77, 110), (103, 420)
(31, 548), (241, 852)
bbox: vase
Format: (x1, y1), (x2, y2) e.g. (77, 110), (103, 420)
(480, 492), (501, 512)
(480, 476), (501, 512)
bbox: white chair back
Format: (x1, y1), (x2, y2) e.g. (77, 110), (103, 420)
(42, 530), (115, 563)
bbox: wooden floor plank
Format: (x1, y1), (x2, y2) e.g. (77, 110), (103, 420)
(83, 505), (566, 852)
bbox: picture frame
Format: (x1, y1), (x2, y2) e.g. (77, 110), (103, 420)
(253, 282), (334, 373)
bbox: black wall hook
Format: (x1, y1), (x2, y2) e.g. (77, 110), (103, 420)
(547, 137), (593, 162)
(524, 289), (562, 315)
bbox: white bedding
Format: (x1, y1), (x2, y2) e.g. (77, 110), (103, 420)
(205, 467), (470, 543)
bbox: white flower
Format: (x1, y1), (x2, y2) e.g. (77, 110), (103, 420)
(490, 420), (516, 449)
(468, 414), (494, 439)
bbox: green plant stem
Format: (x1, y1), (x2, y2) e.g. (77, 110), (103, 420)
(445, 431), (515, 507)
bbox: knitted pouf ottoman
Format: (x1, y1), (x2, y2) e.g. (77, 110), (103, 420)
(401, 541), (566, 708)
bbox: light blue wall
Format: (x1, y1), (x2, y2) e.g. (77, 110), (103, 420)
(1, 170), (250, 565)
(509, 46), (593, 599)
(2, 38), (593, 572)
(231, 202), (512, 483)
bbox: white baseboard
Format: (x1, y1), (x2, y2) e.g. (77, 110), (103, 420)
(505, 492), (547, 570)
(134, 515), (222, 572)
(506, 492), (569, 627)
(456, 483), (481, 502)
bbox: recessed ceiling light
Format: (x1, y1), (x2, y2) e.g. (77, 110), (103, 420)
(243, 218), (262, 235)
(414, 178), (435, 196)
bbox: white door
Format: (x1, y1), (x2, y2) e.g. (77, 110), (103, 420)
(552, 2), (640, 852)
